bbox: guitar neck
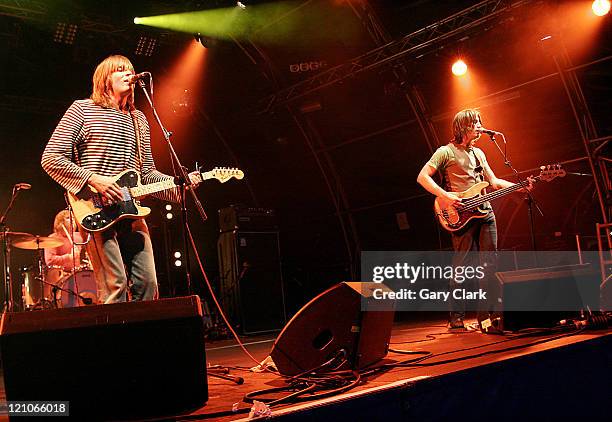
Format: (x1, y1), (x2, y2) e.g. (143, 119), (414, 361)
(129, 171), (218, 199)
(462, 178), (534, 210)
(130, 179), (177, 198)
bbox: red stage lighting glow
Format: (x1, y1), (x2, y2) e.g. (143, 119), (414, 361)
(452, 59), (468, 76)
(592, 0), (611, 16)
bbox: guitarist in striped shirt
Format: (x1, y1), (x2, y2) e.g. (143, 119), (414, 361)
(417, 109), (531, 330)
(41, 55), (190, 304)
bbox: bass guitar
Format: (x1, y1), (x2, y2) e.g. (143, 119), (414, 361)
(434, 165), (565, 232)
(68, 167), (244, 232)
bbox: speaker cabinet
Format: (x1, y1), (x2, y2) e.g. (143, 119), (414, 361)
(270, 282), (395, 376)
(0, 296), (207, 420)
(218, 230), (286, 334)
(484, 263), (600, 332)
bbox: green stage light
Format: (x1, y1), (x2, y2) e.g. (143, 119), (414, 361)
(133, 1), (359, 46)
(134, 17), (141, 24)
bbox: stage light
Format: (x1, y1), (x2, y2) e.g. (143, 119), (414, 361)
(592, 0), (610, 16)
(452, 59), (468, 76)
(54, 23), (78, 45)
(174, 251), (182, 259)
(194, 33), (208, 48)
(166, 212), (174, 220)
(134, 17), (141, 24)
(165, 204), (172, 211)
(174, 259), (182, 267)
(135, 36), (158, 57)
(237, 1), (246, 9)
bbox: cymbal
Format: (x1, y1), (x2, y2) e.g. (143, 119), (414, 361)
(11, 235), (64, 250)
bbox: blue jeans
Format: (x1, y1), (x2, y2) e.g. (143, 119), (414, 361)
(87, 219), (158, 303)
(449, 212), (498, 319)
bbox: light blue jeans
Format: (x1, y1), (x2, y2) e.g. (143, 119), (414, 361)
(86, 219), (158, 303)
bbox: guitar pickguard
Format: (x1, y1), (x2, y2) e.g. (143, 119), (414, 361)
(75, 170), (143, 231)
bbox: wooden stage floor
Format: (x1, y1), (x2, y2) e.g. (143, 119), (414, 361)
(178, 318), (610, 421)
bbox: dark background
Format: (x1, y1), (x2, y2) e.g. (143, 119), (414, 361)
(0, 0), (609, 315)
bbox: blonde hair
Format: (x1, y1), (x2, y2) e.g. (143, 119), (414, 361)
(53, 209), (73, 234)
(452, 109), (481, 144)
(90, 55), (135, 111)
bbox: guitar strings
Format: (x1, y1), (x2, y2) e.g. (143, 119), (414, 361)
(456, 180), (529, 211)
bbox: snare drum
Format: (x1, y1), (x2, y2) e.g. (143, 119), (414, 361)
(55, 269), (98, 308)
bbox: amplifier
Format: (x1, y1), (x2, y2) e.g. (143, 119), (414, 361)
(219, 205), (277, 232)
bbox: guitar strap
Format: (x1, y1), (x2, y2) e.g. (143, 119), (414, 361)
(472, 149), (484, 182)
(130, 111), (144, 174)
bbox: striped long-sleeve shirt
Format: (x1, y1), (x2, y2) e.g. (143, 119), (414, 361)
(41, 99), (178, 203)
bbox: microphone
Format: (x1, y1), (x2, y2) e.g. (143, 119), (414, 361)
(14, 183), (31, 190)
(477, 128), (500, 136)
(127, 72), (150, 84)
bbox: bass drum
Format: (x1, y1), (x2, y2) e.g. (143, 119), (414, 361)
(55, 269), (98, 308)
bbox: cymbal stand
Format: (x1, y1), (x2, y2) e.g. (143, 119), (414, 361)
(33, 238), (54, 310)
(0, 228), (13, 312)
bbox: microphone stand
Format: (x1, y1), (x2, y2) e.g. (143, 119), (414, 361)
(487, 132), (543, 254)
(0, 186), (25, 312)
(135, 77), (208, 296)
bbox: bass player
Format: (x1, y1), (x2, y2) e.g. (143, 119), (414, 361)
(417, 108), (532, 330)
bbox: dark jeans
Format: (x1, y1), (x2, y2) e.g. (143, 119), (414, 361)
(449, 212), (498, 320)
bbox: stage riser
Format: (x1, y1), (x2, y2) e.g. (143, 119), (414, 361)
(272, 334), (611, 421)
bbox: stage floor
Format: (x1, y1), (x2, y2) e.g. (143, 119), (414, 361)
(186, 318), (611, 421)
(0, 317), (609, 421)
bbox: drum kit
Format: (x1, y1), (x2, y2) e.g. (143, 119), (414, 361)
(4, 231), (98, 311)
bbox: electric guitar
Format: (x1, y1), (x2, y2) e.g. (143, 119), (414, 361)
(434, 165), (565, 232)
(68, 167), (244, 232)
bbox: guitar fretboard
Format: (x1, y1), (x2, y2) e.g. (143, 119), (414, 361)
(129, 173), (209, 198)
(459, 178), (535, 211)
(130, 179), (177, 198)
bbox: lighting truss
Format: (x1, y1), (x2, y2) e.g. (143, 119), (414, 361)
(258, 0), (533, 112)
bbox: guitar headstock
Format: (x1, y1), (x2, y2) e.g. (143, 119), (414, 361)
(208, 167), (245, 183)
(538, 164), (566, 182)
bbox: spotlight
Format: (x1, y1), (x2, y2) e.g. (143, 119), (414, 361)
(134, 17), (141, 24)
(174, 259), (182, 267)
(165, 204), (172, 211)
(592, 0), (610, 16)
(194, 33), (209, 48)
(174, 251), (182, 259)
(166, 212), (174, 220)
(452, 59), (468, 76)
(237, 1), (247, 9)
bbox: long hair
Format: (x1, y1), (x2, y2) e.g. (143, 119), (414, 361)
(53, 209), (72, 234)
(452, 108), (481, 144)
(90, 55), (135, 111)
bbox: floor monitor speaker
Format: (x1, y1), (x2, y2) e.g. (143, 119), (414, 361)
(270, 282), (395, 376)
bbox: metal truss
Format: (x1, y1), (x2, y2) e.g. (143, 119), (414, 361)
(259, 0), (533, 112)
(0, 0), (47, 21)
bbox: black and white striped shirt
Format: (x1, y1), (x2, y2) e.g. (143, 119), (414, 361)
(41, 99), (178, 202)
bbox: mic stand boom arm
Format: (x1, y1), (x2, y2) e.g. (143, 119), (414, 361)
(0, 186), (26, 312)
